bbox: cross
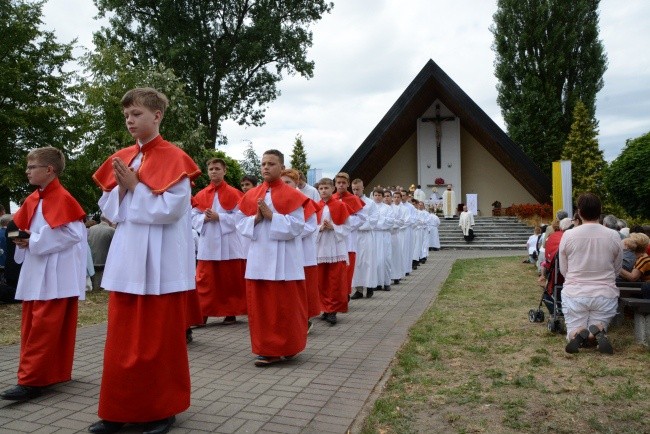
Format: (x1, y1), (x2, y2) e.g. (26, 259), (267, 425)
(421, 104), (455, 169)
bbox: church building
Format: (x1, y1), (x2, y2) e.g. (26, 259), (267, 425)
(340, 59), (551, 213)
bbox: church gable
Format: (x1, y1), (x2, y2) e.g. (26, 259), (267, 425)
(340, 59), (551, 203)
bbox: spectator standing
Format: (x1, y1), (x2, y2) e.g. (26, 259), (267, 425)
(87, 215), (115, 291)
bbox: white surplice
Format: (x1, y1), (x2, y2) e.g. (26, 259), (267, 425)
(192, 195), (244, 261)
(316, 204), (350, 264)
(14, 201), (86, 301)
(99, 169), (196, 295)
(237, 191), (305, 280)
(352, 197), (378, 288)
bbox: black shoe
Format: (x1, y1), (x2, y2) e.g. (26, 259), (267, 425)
(393, 279), (400, 285)
(88, 420), (125, 434)
(325, 313), (337, 325)
(185, 328), (193, 344)
(320, 312), (328, 321)
(142, 416), (176, 434)
(589, 325), (614, 354)
(350, 291), (363, 300)
(222, 316), (237, 325)
(565, 329), (589, 354)
(366, 288), (374, 298)
(419, 258), (426, 264)
(405, 272), (410, 276)
(1, 384), (42, 401)
(383, 285), (391, 291)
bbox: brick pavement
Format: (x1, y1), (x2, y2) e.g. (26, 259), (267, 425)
(0, 249), (521, 434)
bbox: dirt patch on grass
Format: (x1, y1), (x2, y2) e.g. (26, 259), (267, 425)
(361, 257), (650, 434)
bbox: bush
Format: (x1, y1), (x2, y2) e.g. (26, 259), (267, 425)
(505, 203), (553, 219)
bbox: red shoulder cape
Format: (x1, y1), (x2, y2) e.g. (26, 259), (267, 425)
(332, 191), (364, 214)
(304, 198), (322, 221)
(13, 177), (86, 230)
(92, 135), (201, 194)
(191, 181), (243, 211)
(238, 178), (309, 216)
(317, 198), (350, 225)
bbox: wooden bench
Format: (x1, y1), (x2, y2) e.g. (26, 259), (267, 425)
(619, 298), (650, 347)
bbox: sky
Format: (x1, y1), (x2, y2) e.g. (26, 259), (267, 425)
(41, 0), (650, 180)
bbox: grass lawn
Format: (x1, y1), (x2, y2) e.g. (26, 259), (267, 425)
(361, 256), (650, 434)
(0, 289), (109, 346)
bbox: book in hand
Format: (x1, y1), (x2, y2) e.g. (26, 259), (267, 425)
(7, 230), (30, 239)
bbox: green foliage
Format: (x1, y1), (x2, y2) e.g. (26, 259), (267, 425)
(491, 0), (607, 177)
(239, 143), (262, 183)
(561, 100), (607, 199)
(0, 0), (82, 210)
(289, 134), (310, 176)
(92, 0), (334, 146)
(604, 131), (650, 219)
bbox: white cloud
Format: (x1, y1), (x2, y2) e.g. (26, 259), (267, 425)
(40, 0), (650, 174)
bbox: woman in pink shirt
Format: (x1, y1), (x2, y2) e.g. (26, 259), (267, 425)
(559, 193), (623, 354)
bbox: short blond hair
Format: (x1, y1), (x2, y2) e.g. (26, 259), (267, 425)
(27, 146), (65, 174)
(629, 233), (650, 254)
(318, 177), (334, 187)
(335, 172), (350, 182)
(121, 87), (169, 115)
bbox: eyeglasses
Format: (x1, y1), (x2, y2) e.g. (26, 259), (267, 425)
(26, 165), (48, 171)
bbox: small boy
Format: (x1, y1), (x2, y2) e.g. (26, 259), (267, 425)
(90, 87), (201, 434)
(1, 147), (86, 401)
(316, 178), (351, 325)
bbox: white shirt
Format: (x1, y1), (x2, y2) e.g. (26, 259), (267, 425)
(299, 183), (321, 202)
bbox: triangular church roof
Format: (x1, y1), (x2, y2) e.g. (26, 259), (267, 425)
(340, 59), (551, 203)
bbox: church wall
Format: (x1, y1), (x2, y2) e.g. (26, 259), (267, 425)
(460, 128), (537, 214)
(366, 133), (418, 191)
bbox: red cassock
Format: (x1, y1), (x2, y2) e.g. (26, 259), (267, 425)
(317, 262), (349, 313)
(246, 280), (308, 357)
(98, 292), (191, 422)
(185, 289), (204, 328)
(195, 259), (247, 317)
(305, 265), (321, 318)
(18, 298), (78, 386)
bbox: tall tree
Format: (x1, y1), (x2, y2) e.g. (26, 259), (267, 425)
(0, 0), (81, 210)
(561, 101), (606, 200)
(289, 134), (310, 176)
(491, 0), (607, 176)
(93, 0), (333, 147)
(604, 132), (650, 220)
(239, 142), (262, 183)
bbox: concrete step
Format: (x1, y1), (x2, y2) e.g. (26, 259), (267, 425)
(436, 215), (532, 250)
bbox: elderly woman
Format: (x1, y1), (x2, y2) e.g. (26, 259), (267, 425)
(619, 233), (650, 282)
(559, 193), (622, 354)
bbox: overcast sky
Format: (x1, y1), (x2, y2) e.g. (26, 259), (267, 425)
(42, 0), (650, 179)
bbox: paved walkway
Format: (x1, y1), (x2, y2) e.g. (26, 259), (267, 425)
(0, 249), (522, 434)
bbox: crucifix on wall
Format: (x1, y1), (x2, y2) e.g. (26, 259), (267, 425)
(421, 104), (455, 169)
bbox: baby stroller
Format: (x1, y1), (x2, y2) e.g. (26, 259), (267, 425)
(528, 253), (565, 334)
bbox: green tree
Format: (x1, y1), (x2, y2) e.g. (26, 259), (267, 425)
(289, 134), (310, 176)
(491, 0), (607, 177)
(0, 0), (82, 210)
(92, 0), (333, 147)
(604, 132), (650, 219)
(561, 100), (606, 200)
(239, 142), (262, 183)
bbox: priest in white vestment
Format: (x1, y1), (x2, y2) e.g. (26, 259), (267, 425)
(459, 205), (475, 241)
(442, 184), (457, 219)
